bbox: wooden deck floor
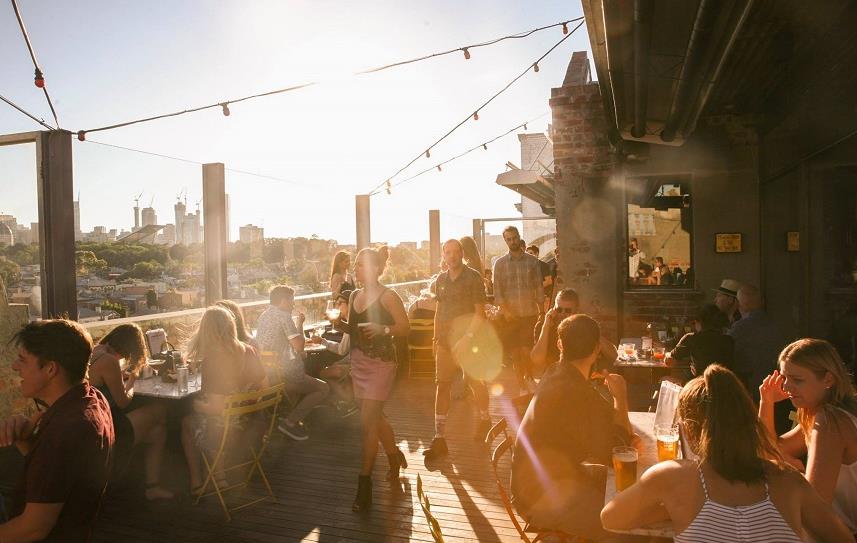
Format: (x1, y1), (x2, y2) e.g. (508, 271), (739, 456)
(93, 370), (525, 543)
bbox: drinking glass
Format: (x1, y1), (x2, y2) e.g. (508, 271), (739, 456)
(612, 446), (638, 491)
(621, 343), (636, 360)
(655, 423), (680, 462)
(652, 346), (666, 362)
(325, 300), (340, 321)
(315, 325), (325, 339)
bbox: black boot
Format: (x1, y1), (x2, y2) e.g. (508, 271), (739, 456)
(422, 436), (449, 461)
(352, 475), (372, 513)
(387, 449), (408, 481)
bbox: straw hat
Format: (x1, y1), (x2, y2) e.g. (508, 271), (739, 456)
(713, 279), (742, 298)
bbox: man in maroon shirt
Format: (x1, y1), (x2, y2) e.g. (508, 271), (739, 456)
(0, 319), (114, 543)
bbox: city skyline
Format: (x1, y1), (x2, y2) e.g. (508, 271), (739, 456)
(1, 0), (588, 244)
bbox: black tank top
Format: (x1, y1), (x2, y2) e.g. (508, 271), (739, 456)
(349, 287), (396, 361)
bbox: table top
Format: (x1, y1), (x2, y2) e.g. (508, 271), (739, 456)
(304, 343), (327, 353)
(604, 411), (675, 538)
(614, 357), (669, 368)
(134, 372), (201, 399)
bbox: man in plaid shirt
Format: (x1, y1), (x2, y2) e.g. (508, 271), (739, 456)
(492, 226), (544, 394)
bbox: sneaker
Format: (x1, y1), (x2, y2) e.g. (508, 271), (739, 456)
(422, 436), (449, 461)
(474, 418), (492, 442)
(278, 420), (309, 441)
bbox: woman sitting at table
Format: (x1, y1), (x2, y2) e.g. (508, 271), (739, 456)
(602, 364), (852, 542)
(759, 338), (857, 536)
(215, 299), (259, 351)
(669, 303), (734, 377)
(88, 323), (173, 500)
(181, 306), (267, 496)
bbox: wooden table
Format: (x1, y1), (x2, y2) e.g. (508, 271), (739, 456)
(605, 411), (675, 539)
(134, 372), (201, 399)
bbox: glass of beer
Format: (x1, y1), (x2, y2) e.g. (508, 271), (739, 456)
(325, 300), (340, 321)
(655, 423), (680, 461)
(652, 346), (666, 362)
(612, 446), (638, 491)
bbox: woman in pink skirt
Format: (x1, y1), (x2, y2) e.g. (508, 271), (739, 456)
(338, 245), (410, 513)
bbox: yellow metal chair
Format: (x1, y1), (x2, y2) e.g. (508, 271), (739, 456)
(195, 383), (285, 520)
(408, 318), (435, 378)
(416, 473), (445, 543)
(259, 350), (297, 410)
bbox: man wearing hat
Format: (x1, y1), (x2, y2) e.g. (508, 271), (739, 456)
(713, 279), (742, 325)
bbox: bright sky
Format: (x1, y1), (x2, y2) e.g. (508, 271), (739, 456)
(1, 0), (591, 244)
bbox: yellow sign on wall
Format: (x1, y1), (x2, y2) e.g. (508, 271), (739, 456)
(715, 233), (742, 253)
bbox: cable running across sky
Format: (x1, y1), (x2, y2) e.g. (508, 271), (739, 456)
(366, 19), (584, 195)
(10, 0), (61, 128)
(68, 18), (582, 140)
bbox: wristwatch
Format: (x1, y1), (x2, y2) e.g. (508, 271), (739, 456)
(384, 326), (391, 336)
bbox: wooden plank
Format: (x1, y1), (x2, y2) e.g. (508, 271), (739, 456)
(91, 370), (526, 542)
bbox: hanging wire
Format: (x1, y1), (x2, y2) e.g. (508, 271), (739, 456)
(367, 19), (584, 195)
(369, 112), (550, 196)
(71, 17), (582, 139)
(82, 139), (313, 187)
(10, 0), (60, 128)
(0, 92), (55, 130)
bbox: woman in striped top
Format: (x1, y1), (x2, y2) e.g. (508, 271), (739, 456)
(601, 365), (852, 542)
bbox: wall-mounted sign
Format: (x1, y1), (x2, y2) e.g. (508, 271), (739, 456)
(715, 233), (742, 253)
(787, 231), (800, 252)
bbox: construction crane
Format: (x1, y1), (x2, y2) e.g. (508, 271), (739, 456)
(133, 192), (143, 207)
(176, 188), (186, 202)
(149, 194), (155, 207)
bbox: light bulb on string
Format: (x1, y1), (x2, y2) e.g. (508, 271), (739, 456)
(483, 144), (488, 150)
(221, 103), (231, 116)
(77, 131), (86, 141)
(524, 123), (528, 130)
(562, 23), (569, 34)
(473, 111), (479, 121)
(437, 165), (442, 172)
(34, 68), (44, 88)
(425, 149), (431, 159)
(385, 180), (392, 194)
(533, 63), (540, 73)
(463, 48), (471, 60)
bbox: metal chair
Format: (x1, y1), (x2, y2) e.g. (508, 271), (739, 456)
(194, 383), (285, 520)
(484, 418), (583, 543)
(416, 474), (445, 543)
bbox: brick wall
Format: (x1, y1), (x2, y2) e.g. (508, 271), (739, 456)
(551, 51), (621, 339)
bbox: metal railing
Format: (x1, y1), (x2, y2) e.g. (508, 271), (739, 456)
(83, 279), (432, 347)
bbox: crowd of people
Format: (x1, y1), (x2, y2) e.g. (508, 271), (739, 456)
(1, 227), (856, 541)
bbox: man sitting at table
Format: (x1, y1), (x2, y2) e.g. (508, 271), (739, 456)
(512, 314), (637, 541)
(0, 319), (114, 543)
(531, 288), (617, 379)
(255, 285), (329, 441)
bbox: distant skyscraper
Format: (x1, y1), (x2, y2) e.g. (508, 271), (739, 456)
(174, 199), (186, 244)
(73, 200), (81, 240)
(225, 193), (231, 243)
(133, 205), (140, 231)
(162, 223), (176, 245)
(0, 222), (14, 246)
(141, 207), (157, 227)
(239, 224), (264, 244)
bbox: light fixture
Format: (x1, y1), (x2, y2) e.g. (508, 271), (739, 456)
(533, 63), (540, 73)
(473, 111), (479, 121)
(34, 68), (44, 88)
(425, 149), (431, 158)
(463, 48), (471, 60)
(483, 143), (488, 150)
(77, 131), (86, 141)
(221, 103), (231, 116)
(562, 23), (568, 34)
(437, 165), (442, 172)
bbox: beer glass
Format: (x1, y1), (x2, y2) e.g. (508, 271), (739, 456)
(656, 423), (680, 461)
(612, 446), (638, 491)
(325, 300), (340, 321)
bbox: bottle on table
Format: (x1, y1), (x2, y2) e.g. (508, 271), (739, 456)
(641, 322), (653, 359)
(176, 352), (189, 395)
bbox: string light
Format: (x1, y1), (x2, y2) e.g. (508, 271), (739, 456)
(425, 150), (431, 159)
(369, 111), (550, 196)
(367, 20), (583, 195)
(437, 165), (442, 172)
(473, 111), (479, 121)
(69, 18), (582, 137)
(77, 131), (86, 141)
(533, 63), (540, 73)
(385, 180), (392, 194)
(221, 103), (231, 116)
(563, 23), (569, 34)
(11, 0), (60, 128)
